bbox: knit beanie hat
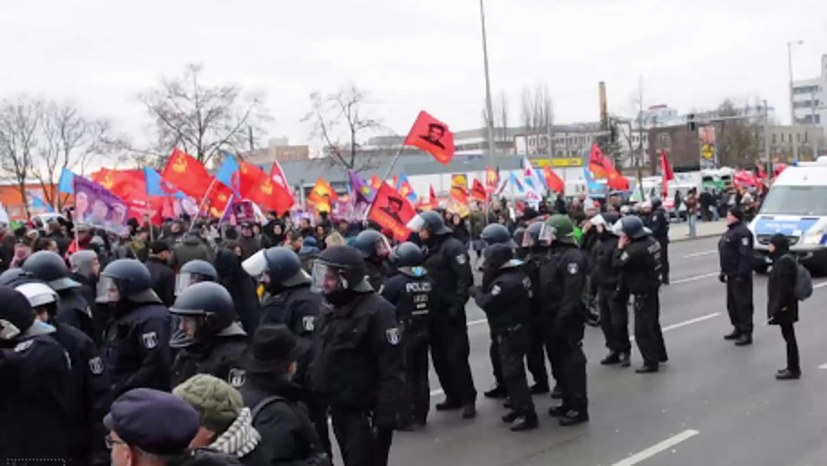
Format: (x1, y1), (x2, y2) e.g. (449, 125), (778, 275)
(173, 374), (243, 434)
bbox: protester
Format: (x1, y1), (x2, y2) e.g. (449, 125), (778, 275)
(146, 240), (176, 307)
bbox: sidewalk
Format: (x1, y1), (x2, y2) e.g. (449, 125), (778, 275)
(669, 220), (727, 242)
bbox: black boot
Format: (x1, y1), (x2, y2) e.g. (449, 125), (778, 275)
(529, 383), (550, 395)
(484, 385), (508, 399)
(776, 369), (801, 380)
(547, 404), (569, 417)
(635, 364), (659, 374)
(734, 334), (753, 346)
(600, 351), (621, 365)
(723, 330), (741, 340)
(558, 408), (589, 427)
(461, 403), (477, 419)
(501, 411), (519, 423)
(550, 385), (563, 399)
(510, 414), (539, 431)
(619, 352), (631, 367)
(435, 399), (461, 411)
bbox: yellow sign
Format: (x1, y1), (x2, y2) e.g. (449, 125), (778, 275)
(531, 158), (584, 168)
(451, 174), (468, 188)
(701, 144), (715, 160)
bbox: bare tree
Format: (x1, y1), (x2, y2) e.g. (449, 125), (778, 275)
(482, 91), (510, 147)
(303, 83), (381, 171)
(520, 85), (554, 155)
(716, 99), (763, 168)
(0, 98), (43, 219)
(139, 63), (270, 166)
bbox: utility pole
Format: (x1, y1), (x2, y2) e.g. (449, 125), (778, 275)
(788, 40), (803, 161)
(764, 99), (772, 180)
(812, 90), (819, 159)
(479, 0), (497, 164)
(248, 126), (255, 153)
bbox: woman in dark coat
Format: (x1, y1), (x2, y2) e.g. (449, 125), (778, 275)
(767, 234), (800, 380)
(215, 245), (261, 337)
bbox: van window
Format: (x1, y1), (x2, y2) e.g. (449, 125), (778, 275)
(760, 186), (827, 216)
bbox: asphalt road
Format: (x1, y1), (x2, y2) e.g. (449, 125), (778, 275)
(383, 236), (827, 466)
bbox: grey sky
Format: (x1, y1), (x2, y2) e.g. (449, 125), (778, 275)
(1, 0), (826, 151)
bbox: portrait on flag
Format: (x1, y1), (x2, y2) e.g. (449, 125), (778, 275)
(404, 111), (456, 164)
(73, 176), (130, 234)
(368, 183), (416, 241)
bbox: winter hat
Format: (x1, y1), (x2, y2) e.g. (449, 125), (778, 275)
(173, 374), (243, 434)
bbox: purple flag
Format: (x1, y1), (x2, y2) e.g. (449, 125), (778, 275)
(73, 176), (130, 234)
(348, 170), (376, 203)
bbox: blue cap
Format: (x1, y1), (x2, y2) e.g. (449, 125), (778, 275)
(104, 388), (200, 455)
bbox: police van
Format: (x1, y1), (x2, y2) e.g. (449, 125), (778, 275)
(750, 157), (827, 274)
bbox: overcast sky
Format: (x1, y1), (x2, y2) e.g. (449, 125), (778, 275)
(1, 0), (826, 150)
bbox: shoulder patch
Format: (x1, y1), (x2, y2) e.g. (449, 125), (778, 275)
(741, 237), (750, 246)
(567, 262), (579, 275)
(386, 328), (401, 346)
(88, 356), (104, 375)
(302, 315), (316, 332)
(14, 339), (33, 353)
(491, 284), (502, 296)
(141, 331), (158, 349)
(228, 368), (246, 388)
(455, 254), (467, 265)
(620, 252), (630, 262)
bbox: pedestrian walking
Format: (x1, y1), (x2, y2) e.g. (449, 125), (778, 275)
(766, 234), (800, 380)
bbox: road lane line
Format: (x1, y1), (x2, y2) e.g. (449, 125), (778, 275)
(611, 429), (699, 466)
(818, 363), (827, 370)
(683, 250), (717, 258)
(661, 312), (720, 332)
(670, 272), (718, 285)
(468, 318), (488, 327)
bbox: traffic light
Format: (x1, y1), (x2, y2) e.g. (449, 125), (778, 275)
(687, 114), (697, 132)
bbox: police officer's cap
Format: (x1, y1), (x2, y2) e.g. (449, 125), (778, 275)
(0, 285), (36, 340)
(317, 245), (372, 293)
(179, 260), (218, 281)
(22, 251), (80, 291)
(100, 259), (160, 304)
(104, 388), (200, 456)
(620, 215), (648, 239)
(481, 223), (516, 247)
(390, 242), (424, 268)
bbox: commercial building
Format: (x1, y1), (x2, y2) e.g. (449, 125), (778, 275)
(791, 54), (827, 128)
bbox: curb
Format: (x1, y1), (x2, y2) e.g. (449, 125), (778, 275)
(670, 231), (724, 243)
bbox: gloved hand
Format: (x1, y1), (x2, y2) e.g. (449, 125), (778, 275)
(469, 286), (481, 301)
(718, 272), (727, 284)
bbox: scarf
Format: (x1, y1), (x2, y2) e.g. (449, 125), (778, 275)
(208, 407), (261, 458)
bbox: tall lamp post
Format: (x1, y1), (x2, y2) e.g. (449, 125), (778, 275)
(788, 40), (803, 160)
(479, 0), (497, 164)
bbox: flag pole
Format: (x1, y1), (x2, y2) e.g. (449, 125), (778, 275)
(381, 118), (419, 182)
(189, 178), (218, 232)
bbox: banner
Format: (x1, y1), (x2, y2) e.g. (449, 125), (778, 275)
(404, 111), (456, 164)
(368, 183), (416, 241)
(73, 176), (130, 234)
(162, 149), (212, 198)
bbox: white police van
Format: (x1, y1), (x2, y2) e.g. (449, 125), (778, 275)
(750, 157), (827, 274)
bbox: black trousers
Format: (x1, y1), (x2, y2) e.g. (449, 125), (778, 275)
(780, 323), (800, 373)
(526, 311), (549, 387)
(546, 323), (588, 411)
(489, 323), (504, 387)
(598, 287), (631, 353)
(658, 239), (670, 282)
(430, 309), (477, 404)
(330, 406), (393, 466)
(401, 324), (430, 424)
(497, 326), (536, 416)
(633, 293), (667, 366)
(726, 277), (754, 336)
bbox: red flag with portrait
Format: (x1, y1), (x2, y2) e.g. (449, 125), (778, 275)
(589, 144), (615, 179)
(471, 179), (487, 201)
(404, 111), (455, 164)
(204, 181), (234, 218)
(368, 183), (416, 241)
(162, 149), (212, 198)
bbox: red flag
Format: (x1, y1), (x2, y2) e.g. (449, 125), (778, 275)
(429, 184), (439, 209)
(450, 177), (468, 205)
(607, 170), (630, 191)
(660, 149), (676, 198)
(589, 144), (615, 179)
(237, 161), (268, 198)
(485, 166), (499, 192)
(404, 111), (455, 164)
(205, 181), (233, 218)
(543, 166), (565, 193)
(92, 169), (148, 201)
(370, 175), (383, 190)
(163, 149), (212, 198)
(308, 178), (338, 213)
(269, 162), (296, 206)
(368, 183), (416, 241)
(471, 179), (487, 201)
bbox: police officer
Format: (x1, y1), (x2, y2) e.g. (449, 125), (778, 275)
(540, 214), (589, 426)
(513, 226), (528, 260)
(472, 243), (538, 431)
(310, 245), (404, 466)
(175, 259), (218, 295)
(382, 241), (433, 429)
(354, 229), (393, 292)
(613, 215), (668, 373)
(718, 207), (754, 346)
(479, 222), (517, 400)
(16, 281), (112, 466)
(98, 259), (172, 396)
(23, 250), (99, 345)
(590, 213), (631, 367)
(520, 222), (551, 394)
(646, 198), (671, 285)
(169, 282), (249, 387)
(0, 285), (76, 465)
(411, 211), (476, 417)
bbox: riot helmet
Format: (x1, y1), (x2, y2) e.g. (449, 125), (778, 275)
(176, 259), (218, 296)
(407, 210), (451, 242)
(22, 251), (80, 291)
(97, 259), (159, 304)
(242, 247), (310, 292)
(481, 223), (516, 247)
(311, 245), (372, 305)
(170, 282), (244, 347)
(619, 215), (649, 239)
(353, 229), (391, 261)
(16, 282), (59, 321)
(544, 214), (576, 246)
(0, 285), (36, 341)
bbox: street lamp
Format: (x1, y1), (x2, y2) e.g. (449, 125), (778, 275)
(788, 40), (803, 161)
(479, 0), (497, 164)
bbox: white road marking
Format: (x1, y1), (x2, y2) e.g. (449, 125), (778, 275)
(814, 281), (827, 290)
(468, 318), (488, 327)
(683, 250), (717, 258)
(670, 272), (719, 285)
(818, 363), (827, 370)
(611, 429), (699, 466)
(430, 388), (444, 396)
(661, 312), (720, 332)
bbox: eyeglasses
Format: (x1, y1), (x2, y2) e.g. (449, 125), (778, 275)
(105, 434), (127, 450)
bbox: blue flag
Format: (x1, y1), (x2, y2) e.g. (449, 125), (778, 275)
(583, 167), (604, 194)
(145, 167), (185, 198)
(216, 154), (240, 189)
(508, 172), (524, 193)
(58, 168), (75, 194)
(32, 196), (54, 212)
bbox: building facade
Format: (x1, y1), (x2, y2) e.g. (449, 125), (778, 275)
(792, 54), (827, 128)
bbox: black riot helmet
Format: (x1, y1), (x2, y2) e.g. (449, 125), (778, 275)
(311, 245), (372, 304)
(513, 227), (526, 247)
(170, 282), (244, 342)
(97, 259), (159, 304)
(409, 211), (452, 236)
(353, 230), (392, 260)
(522, 222), (548, 249)
(176, 259), (218, 296)
(618, 215), (649, 239)
(483, 242), (517, 270)
(651, 197), (663, 210)
(0, 285), (36, 341)
(0, 268), (37, 288)
(481, 223), (516, 247)
(242, 246), (310, 290)
(389, 242), (424, 268)
(22, 251), (80, 291)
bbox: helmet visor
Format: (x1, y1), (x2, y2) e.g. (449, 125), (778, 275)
(375, 236), (392, 257)
(241, 249), (267, 278)
(406, 214), (426, 233)
(175, 273), (201, 296)
(311, 262), (349, 294)
(0, 318), (21, 341)
(539, 224), (555, 245)
(95, 276), (120, 304)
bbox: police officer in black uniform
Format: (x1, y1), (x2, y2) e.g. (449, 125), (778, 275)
(24, 250), (100, 345)
(354, 229), (394, 292)
(310, 245), (404, 466)
(540, 214), (590, 426)
(0, 285), (76, 465)
(718, 207), (754, 346)
(382, 241), (433, 429)
(169, 281), (249, 387)
(613, 215), (668, 373)
(412, 211), (477, 418)
(16, 281), (112, 466)
(513, 226), (528, 260)
(98, 259), (172, 396)
(645, 198), (671, 285)
(521, 222), (552, 394)
(479, 222), (516, 400)
(591, 213), (631, 367)
(472, 242), (538, 431)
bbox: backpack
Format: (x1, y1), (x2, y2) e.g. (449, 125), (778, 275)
(793, 258), (813, 301)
